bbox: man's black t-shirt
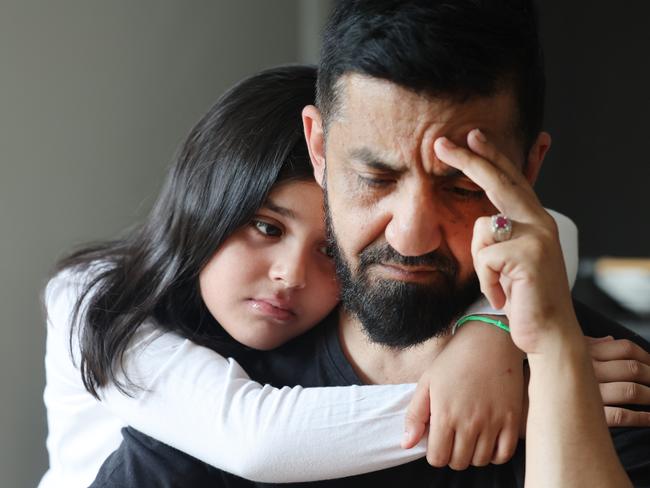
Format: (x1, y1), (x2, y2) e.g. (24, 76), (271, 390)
(90, 301), (650, 487)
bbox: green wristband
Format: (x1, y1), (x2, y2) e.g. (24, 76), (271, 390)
(452, 315), (511, 335)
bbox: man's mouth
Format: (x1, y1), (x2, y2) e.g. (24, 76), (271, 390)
(374, 263), (444, 282)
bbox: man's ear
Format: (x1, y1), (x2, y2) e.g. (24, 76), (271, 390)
(302, 105), (326, 188)
(525, 131), (551, 185)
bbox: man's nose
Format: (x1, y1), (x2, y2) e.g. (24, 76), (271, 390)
(269, 249), (307, 289)
(384, 185), (442, 257)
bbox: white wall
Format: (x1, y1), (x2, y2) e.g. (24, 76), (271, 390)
(0, 1), (330, 485)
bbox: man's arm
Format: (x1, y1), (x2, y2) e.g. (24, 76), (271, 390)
(434, 128), (634, 487)
(525, 323), (632, 488)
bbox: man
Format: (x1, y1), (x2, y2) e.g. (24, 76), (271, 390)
(91, 1), (650, 486)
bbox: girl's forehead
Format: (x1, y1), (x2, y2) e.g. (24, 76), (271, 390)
(264, 180), (324, 217)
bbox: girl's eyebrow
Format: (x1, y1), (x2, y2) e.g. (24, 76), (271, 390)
(264, 199), (296, 219)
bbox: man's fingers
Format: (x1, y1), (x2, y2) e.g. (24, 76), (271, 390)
(592, 359), (650, 385)
(402, 382), (431, 448)
(604, 406), (650, 427)
(433, 136), (539, 222)
(472, 246), (506, 310)
(599, 381), (650, 406)
(466, 129), (528, 184)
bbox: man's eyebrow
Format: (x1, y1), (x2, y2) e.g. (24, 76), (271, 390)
(264, 199), (296, 219)
(348, 147), (403, 172)
(350, 147), (467, 178)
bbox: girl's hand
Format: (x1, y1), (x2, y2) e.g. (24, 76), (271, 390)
(588, 336), (650, 426)
(402, 319), (524, 470)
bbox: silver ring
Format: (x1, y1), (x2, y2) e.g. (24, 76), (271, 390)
(491, 214), (513, 242)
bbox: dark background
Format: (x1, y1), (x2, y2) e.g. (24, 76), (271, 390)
(536, 1), (650, 331)
(536, 1), (650, 259)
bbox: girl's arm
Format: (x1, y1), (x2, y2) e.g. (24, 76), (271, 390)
(50, 266), (529, 483)
(44, 270), (421, 483)
(43, 209), (580, 483)
(101, 327), (423, 482)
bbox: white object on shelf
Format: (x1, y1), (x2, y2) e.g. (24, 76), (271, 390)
(594, 258), (650, 316)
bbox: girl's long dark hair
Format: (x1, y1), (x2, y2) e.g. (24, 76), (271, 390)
(57, 65), (317, 398)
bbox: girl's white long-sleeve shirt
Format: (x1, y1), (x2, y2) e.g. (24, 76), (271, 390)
(38, 209), (577, 487)
(38, 270), (425, 487)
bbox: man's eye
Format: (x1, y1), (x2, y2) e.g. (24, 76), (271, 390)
(449, 187), (485, 200)
(252, 220), (282, 237)
(358, 175), (392, 188)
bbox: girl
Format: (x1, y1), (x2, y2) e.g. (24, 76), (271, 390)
(39, 65), (577, 487)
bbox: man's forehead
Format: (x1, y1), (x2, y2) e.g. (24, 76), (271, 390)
(329, 74), (520, 170)
(347, 145), (462, 178)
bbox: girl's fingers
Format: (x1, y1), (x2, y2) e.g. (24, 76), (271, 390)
(603, 406), (650, 427)
(588, 338), (650, 364)
(592, 359), (650, 385)
(491, 425), (518, 465)
(586, 335), (615, 344)
(426, 423), (454, 468)
(448, 428), (479, 471)
(402, 381), (431, 449)
(599, 382), (650, 406)
(471, 430), (497, 467)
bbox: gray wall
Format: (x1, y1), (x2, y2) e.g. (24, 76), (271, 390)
(0, 1), (333, 486)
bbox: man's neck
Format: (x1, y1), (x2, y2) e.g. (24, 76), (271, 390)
(337, 308), (452, 384)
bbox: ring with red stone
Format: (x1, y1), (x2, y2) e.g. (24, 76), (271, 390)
(490, 214), (513, 242)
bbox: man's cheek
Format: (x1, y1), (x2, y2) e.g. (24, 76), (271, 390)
(446, 230), (475, 277)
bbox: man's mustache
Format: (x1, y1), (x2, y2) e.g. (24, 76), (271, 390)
(357, 244), (457, 276)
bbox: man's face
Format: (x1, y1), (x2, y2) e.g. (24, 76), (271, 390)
(305, 74), (533, 347)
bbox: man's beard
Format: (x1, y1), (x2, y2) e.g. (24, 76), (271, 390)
(324, 188), (481, 349)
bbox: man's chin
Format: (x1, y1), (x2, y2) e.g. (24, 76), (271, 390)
(343, 276), (481, 349)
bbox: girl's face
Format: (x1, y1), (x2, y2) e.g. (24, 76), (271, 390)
(199, 180), (339, 350)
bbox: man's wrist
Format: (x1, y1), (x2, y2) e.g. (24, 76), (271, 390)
(524, 319), (586, 363)
(452, 316), (525, 360)
(453, 314), (510, 335)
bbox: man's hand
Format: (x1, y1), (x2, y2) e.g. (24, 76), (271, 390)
(402, 320), (523, 470)
(588, 336), (650, 426)
(433, 130), (579, 354)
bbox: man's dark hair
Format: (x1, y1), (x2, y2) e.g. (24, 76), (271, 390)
(317, 0), (545, 150)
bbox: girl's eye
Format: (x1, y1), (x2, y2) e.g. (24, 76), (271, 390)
(252, 220), (283, 237)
